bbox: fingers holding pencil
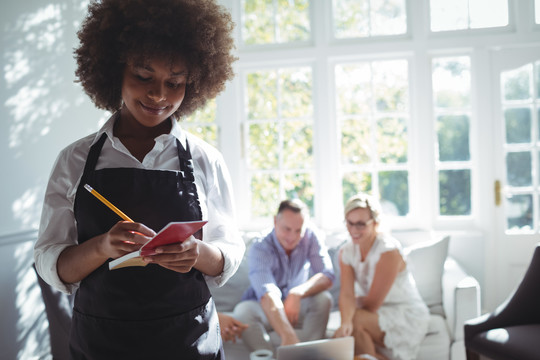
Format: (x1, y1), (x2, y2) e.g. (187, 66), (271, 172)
(83, 184), (157, 258)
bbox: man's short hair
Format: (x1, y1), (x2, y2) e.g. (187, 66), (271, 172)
(277, 199), (309, 218)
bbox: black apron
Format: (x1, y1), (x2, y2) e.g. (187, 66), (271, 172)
(70, 133), (224, 359)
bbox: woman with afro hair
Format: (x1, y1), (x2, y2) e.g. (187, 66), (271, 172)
(33, 0), (244, 358)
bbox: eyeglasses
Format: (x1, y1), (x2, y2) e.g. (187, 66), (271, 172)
(345, 218), (374, 230)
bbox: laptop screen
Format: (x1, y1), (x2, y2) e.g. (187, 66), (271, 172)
(276, 336), (354, 360)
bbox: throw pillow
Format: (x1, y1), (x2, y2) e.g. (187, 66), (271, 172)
(404, 235), (450, 311)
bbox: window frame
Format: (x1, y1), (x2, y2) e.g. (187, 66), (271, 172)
(216, 0), (540, 232)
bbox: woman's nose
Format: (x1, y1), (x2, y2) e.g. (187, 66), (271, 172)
(147, 86), (165, 102)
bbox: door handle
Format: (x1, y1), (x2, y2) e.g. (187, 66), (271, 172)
(495, 180), (501, 206)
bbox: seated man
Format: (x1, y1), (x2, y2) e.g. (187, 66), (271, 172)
(234, 199), (335, 353)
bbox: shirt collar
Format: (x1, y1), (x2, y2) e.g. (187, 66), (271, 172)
(91, 112), (187, 149)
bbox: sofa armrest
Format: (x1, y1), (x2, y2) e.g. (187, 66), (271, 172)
(442, 257), (481, 342)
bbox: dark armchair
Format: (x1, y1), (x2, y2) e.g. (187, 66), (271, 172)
(464, 243), (540, 360)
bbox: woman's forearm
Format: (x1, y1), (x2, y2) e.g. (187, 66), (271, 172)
(57, 235), (109, 284)
(194, 240), (224, 276)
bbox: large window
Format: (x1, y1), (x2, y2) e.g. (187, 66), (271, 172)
(336, 59), (410, 216)
(432, 56), (472, 217)
(502, 61), (540, 232)
(215, 0), (539, 231)
(244, 66), (314, 218)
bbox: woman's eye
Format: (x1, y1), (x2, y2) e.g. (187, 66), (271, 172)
(167, 82), (180, 89)
(136, 75), (151, 82)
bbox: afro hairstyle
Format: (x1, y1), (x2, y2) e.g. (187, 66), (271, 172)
(74, 0), (237, 118)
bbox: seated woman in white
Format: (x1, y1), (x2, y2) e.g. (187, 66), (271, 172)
(333, 193), (429, 360)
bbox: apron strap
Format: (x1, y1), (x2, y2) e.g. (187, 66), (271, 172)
(176, 138), (203, 240)
(177, 139), (195, 182)
(80, 133), (107, 188)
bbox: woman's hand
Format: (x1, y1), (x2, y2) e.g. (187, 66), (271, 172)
(57, 221), (155, 284)
(333, 322), (353, 338)
(145, 235), (200, 273)
(98, 221), (155, 259)
(218, 313), (249, 343)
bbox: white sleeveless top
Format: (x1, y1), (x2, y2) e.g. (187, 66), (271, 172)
(340, 233), (429, 360)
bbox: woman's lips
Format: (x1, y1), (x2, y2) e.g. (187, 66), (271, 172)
(140, 101), (167, 115)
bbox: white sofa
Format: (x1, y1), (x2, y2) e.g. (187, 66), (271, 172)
(210, 231), (481, 360)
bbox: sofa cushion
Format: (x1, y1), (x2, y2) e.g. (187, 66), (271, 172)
(210, 232), (260, 312)
(415, 315), (451, 360)
(405, 235), (450, 313)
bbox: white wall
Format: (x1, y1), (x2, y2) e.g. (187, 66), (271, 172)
(1, 1), (105, 358)
(1, 0), (106, 237)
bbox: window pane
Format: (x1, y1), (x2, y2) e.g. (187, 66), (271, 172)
(341, 117), (371, 165)
(502, 64), (532, 101)
(373, 60), (408, 112)
(536, 61), (540, 102)
(247, 71), (278, 119)
(506, 151), (532, 187)
(248, 122), (279, 169)
(333, 0), (406, 39)
(284, 172), (314, 212)
(506, 194), (533, 231)
(371, 0), (407, 36)
(335, 63), (372, 115)
(430, 0), (469, 31)
(430, 0), (508, 32)
(342, 171), (372, 205)
(377, 117), (408, 164)
(333, 0), (369, 38)
(183, 99), (218, 148)
(505, 108), (532, 144)
(538, 108), (540, 141)
(439, 169), (471, 215)
(282, 121), (313, 169)
(251, 173), (279, 218)
(379, 170), (409, 216)
(433, 57), (471, 108)
(245, 66), (314, 218)
(437, 115), (471, 161)
(432, 56), (472, 217)
(336, 59), (410, 214)
(241, 0), (310, 45)
(280, 67), (312, 118)
(277, 0), (310, 43)
(469, 0), (508, 29)
(242, 0), (274, 45)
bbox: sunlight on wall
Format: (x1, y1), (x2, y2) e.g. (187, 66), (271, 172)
(14, 241), (49, 359)
(4, 3), (71, 151)
(13, 187), (42, 230)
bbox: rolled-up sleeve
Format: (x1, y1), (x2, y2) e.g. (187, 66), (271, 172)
(34, 148), (83, 294)
(197, 149), (244, 287)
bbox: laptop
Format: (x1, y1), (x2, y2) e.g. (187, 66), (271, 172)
(276, 336), (354, 360)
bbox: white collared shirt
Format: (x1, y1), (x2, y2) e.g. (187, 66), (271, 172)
(34, 113), (244, 294)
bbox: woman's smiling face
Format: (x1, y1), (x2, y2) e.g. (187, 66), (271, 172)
(120, 57), (188, 127)
(345, 207), (376, 245)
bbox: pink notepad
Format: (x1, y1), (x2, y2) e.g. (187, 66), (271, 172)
(108, 220), (207, 270)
